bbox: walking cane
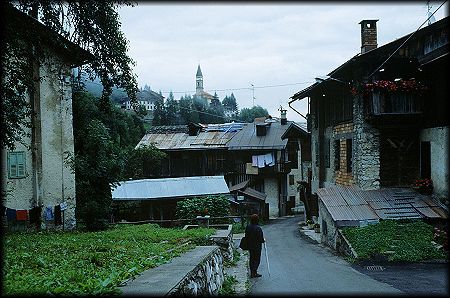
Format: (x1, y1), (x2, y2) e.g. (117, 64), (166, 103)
(264, 242), (270, 276)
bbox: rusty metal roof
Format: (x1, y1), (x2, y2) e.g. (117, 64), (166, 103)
(136, 123), (246, 150)
(317, 185), (448, 226)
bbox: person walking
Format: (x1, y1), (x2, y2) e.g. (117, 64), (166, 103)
(245, 213), (265, 278)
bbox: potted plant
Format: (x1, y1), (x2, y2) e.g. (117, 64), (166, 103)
(314, 223), (320, 233)
(306, 219), (314, 229)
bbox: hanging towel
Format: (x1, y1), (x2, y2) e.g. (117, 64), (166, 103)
(257, 155), (265, 168)
(54, 204), (62, 225)
(16, 209), (28, 221)
(264, 153), (274, 166)
(29, 206), (42, 225)
(6, 208), (16, 221)
(45, 206), (54, 221)
(252, 155), (258, 167)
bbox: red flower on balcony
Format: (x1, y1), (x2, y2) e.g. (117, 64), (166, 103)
(412, 178), (433, 195)
(351, 79), (428, 96)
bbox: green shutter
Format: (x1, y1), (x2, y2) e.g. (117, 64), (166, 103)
(8, 151), (26, 179)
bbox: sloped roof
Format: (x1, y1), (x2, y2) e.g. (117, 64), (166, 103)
(136, 122), (246, 150)
(227, 119), (291, 150)
(112, 176), (229, 201)
(318, 185), (448, 227)
(4, 3), (94, 67)
(281, 122), (309, 140)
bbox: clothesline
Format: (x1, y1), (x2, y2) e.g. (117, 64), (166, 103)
(251, 153), (275, 169)
(2, 203), (65, 225)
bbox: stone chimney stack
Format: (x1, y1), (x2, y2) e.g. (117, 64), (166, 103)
(359, 20), (378, 54)
(280, 107), (287, 125)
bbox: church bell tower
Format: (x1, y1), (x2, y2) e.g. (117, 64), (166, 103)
(196, 64), (203, 95)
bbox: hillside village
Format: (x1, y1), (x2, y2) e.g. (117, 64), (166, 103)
(1, 2), (449, 296)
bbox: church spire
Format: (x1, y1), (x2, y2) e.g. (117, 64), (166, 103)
(196, 64), (203, 95)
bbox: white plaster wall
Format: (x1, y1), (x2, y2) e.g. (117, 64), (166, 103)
(287, 149), (302, 206)
(265, 177), (279, 218)
(420, 126), (449, 198)
(39, 61), (76, 229)
(2, 56), (76, 229)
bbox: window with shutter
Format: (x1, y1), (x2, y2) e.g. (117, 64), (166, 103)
(8, 151), (26, 179)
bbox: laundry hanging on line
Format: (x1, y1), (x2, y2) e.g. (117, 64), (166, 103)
(253, 153), (276, 168)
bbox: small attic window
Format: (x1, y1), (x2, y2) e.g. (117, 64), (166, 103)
(366, 23), (371, 28)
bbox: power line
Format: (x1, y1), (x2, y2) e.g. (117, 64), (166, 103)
(367, 0), (447, 79)
(77, 73), (313, 95)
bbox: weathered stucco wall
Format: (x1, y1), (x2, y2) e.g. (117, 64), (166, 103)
(2, 57), (76, 230)
(420, 126), (449, 199)
(265, 177), (279, 217)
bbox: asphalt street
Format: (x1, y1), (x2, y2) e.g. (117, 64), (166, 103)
(248, 215), (447, 296)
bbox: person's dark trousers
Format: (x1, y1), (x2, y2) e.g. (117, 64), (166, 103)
(249, 248), (262, 275)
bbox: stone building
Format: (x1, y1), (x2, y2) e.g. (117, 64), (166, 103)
(194, 64), (215, 105)
(1, 4), (93, 230)
(290, 17), (449, 244)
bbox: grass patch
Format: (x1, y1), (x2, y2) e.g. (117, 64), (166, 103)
(218, 274), (237, 295)
(224, 248), (241, 268)
(3, 224), (215, 295)
(341, 219), (447, 262)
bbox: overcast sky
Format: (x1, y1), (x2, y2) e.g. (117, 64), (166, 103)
(118, 1), (448, 122)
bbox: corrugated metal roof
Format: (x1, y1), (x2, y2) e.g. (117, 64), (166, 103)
(136, 123), (246, 150)
(318, 185), (447, 226)
(227, 120), (290, 150)
(111, 176), (229, 201)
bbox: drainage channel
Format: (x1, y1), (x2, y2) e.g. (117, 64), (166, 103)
(366, 265), (385, 271)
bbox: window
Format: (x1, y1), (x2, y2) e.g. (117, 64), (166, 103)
(334, 140), (341, 171)
(346, 139), (353, 173)
(324, 139), (330, 168)
(8, 151), (26, 179)
(289, 175), (295, 185)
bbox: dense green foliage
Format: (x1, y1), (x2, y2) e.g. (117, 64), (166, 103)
(1, 1), (138, 149)
(219, 274), (238, 295)
(237, 105), (269, 123)
(122, 145), (167, 179)
(3, 224), (215, 295)
(71, 91), (165, 231)
(175, 196), (231, 222)
(342, 220), (446, 262)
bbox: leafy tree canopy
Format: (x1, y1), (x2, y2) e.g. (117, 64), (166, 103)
(1, 0), (138, 149)
(238, 105), (269, 123)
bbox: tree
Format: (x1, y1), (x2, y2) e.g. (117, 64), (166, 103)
(1, 1), (138, 149)
(165, 92), (180, 125)
(222, 93), (238, 115)
(123, 145), (167, 179)
(238, 105), (269, 123)
(152, 96), (167, 126)
(71, 90), (146, 231)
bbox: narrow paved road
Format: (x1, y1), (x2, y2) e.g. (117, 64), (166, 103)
(249, 215), (403, 295)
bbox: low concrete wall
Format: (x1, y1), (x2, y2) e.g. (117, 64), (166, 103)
(120, 246), (224, 296)
(335, 229), (358, 259)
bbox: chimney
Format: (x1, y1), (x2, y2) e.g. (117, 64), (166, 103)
(279, 107), (287, 125)
(359, 20), (378, 54)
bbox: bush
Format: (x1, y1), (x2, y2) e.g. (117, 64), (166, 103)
(175, 196), (231, 223)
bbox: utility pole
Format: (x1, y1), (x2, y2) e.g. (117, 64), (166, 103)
(251, 83), (255, 107)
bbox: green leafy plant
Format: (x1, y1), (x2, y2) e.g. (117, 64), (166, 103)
(341, 220), (446, 262)
(219, 274), (237, 295)
(175, 196), (231, 223)
(3, 224), (215, 295)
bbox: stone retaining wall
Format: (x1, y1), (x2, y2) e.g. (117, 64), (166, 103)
(208, 225), (234, 262)
(172, 247), (224, 296)
(120, 246), (224, 296)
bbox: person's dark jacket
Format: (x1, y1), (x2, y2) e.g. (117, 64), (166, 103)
(245, 223), (265, 250)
